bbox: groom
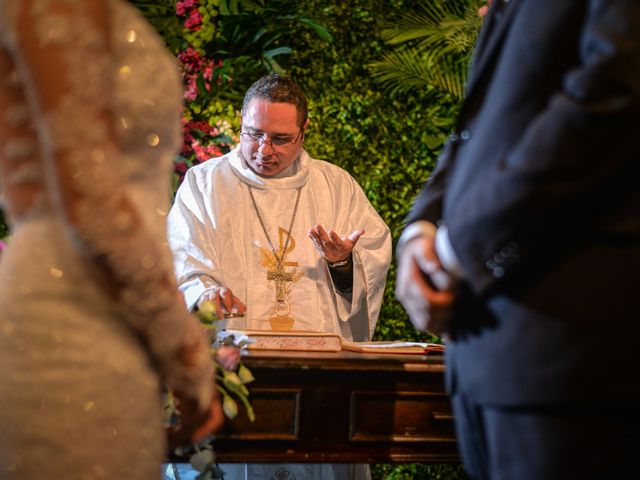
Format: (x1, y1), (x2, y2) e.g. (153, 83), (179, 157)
(396, 1), (640, 479)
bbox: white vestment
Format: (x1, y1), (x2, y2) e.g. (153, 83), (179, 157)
(167, 147), (390, 480)
(168, 147), (391, 341)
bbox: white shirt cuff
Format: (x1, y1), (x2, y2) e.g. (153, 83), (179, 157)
(435, 225), (465, 280)
(396, 221), (437, 257)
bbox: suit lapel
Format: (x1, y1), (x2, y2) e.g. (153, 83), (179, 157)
(465, 0), (521, 98)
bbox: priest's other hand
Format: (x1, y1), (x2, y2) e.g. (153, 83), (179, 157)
(395, 234), (455, 336)
(308, 224), (364, 264)
(198, 286), (246, 319)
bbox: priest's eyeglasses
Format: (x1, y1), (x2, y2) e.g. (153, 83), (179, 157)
(240, 129), (303, 148)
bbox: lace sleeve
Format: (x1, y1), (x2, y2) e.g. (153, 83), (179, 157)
(4, 1), (213, 411)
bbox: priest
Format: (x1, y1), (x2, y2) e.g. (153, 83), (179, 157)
(168, 74), (391, 343)
(167, 74), (391, 480)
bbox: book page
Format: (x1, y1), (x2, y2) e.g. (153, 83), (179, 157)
(342, 341), (445, 354)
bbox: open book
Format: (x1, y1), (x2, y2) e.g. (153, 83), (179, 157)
(341, 341), (446, 355)
(218, 330), (445, 354)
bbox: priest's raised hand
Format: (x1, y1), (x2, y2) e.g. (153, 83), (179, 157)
(308, 224), (365, 266)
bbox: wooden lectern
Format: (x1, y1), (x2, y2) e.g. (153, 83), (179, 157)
(210, 350), (459, 464)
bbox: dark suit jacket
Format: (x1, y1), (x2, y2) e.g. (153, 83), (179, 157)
(407, 0), (640, 406)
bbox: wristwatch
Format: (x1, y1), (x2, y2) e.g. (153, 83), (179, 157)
(327, 256), (352, 269)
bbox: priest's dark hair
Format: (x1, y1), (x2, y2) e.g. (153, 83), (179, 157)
(242, 74), (308, 129)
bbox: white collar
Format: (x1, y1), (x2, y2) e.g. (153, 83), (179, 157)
(228, 146), (310, 190)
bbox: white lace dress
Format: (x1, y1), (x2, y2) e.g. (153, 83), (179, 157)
(0, 1), (213, 478)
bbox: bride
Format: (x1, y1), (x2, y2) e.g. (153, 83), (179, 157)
(0, 1), (221, 478)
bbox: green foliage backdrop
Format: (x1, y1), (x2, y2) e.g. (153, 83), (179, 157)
(128, 0), (483, 345)
(282, 0), (465, 343)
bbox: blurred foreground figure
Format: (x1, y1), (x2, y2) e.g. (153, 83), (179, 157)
(396, 1), (640, 479)
(0, 1), (221, 478)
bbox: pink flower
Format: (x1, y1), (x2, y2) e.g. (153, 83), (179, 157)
(216, 346), (242, 371)
(176, 0), (197, 17)
(0, 240), (6, 252)
(203, 64), (213, 83)
(183, 79), (198, 101)
(177, 49), (220, 101)
(478, 0), (492, 17)
(184, 9), (203, 30)
(177, 47), (204, 73)
(174, 161), (188, 175)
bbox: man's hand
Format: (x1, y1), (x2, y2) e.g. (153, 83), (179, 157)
(308, 224), (364, 264)
(395, 235), (455, 336)
(198, 286), (246, 319)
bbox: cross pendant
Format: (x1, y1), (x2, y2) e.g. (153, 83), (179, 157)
(267, 261), (294, 302)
